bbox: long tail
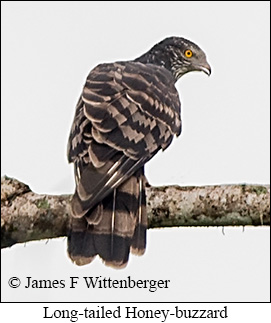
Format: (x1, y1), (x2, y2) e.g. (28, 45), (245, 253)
(67, 168), (147, 268)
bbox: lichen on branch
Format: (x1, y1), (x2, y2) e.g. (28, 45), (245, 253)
(1, 176), (270, 249)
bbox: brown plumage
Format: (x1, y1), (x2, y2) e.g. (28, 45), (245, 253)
(67, 37), (211, 268)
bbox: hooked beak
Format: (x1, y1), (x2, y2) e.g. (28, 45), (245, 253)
(197, 62), (211, 76)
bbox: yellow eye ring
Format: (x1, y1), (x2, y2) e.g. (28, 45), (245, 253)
(185, 49), (193, 58)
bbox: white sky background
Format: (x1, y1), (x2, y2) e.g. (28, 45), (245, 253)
(1, 1), (270, 305)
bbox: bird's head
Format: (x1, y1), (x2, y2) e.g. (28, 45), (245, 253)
(137, 36), (211, 81)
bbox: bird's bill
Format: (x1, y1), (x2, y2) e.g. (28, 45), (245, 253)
(196, 62), (212, 76)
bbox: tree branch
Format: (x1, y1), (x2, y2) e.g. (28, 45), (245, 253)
(1, 176), (270, 249)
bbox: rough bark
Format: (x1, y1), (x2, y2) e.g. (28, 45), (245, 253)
(1, 176), (270, 249)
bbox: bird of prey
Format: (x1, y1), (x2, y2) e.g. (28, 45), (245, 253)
(67, 36), (211, 268)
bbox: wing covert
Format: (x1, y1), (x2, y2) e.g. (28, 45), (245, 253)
(82, 61), (182, 160)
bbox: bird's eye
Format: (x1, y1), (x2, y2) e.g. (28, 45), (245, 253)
(185, 49), (193, 58)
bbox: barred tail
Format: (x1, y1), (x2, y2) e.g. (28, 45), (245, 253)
(67, 168), (147, 268)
